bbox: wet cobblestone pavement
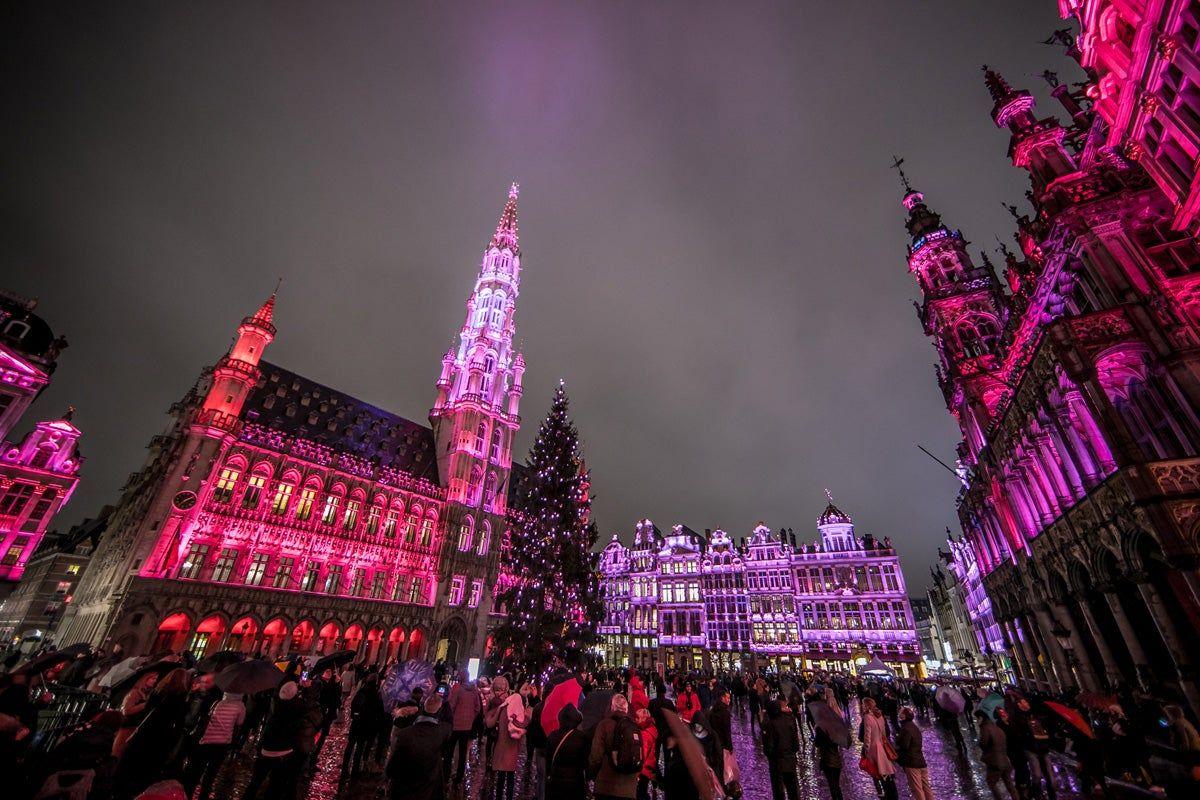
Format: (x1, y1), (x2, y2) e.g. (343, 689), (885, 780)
(207, 700), (1086, 800)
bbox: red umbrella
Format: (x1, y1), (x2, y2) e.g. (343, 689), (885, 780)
(539, 677), (583, 738)
(1044, 701), (1094, 739)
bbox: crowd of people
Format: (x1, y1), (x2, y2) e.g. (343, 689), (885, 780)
(2, 642), (1199, 800)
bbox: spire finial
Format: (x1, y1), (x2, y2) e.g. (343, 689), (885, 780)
(982, 64), (1014, 102)
(824, 488), (835, 504)
(489, 183), (520, 252)
(63, 404), (75, 422)
(889, 155), (912, 193)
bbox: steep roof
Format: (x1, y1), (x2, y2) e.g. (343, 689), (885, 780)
(243, 361), (439, 483)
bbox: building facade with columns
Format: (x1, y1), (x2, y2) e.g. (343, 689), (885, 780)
(597, 500), (922, 675)
(57, 186), (531, 666)
(903, 35), (1200, 710)
(0, 290), (82, 604)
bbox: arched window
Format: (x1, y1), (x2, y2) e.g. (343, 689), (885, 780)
(457, 517), (474, 551)
(483, 473), (498, 508)
(490, 427), (503, 461)
(956, 315), (999, 358)
(475, 422), (487, 453)
(473, 290), (491, 327)
(478, 521), (491, 556)
(488, 292), (506, 329)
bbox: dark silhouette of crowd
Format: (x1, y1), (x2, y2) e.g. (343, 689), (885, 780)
(2, 641), (1199, 800)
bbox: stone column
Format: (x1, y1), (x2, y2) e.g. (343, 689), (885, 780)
(1017, 612), (1055, 690)
(1136, 579), (1200, 714)
(1034, 605), (1076, 690)
(1076, 597), (1123, 686)
(1052, 601), (1101, 691)
(1102, 590), (1150, 688)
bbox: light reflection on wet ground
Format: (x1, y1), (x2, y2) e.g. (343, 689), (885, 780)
(209, 699), (1083, 800)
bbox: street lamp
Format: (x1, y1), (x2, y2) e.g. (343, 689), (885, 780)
(1049, 618), (1080, 687)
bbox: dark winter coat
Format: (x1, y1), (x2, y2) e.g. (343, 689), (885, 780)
(814, 726), (843, 770)
(894, 719), (926, 768)
(978, 718), (1012, 771)
(588, 709), (639, 799)
(761, 702), (800, 772)
(545, 705), (590, 799)
(349, 682), (387, 738)
(708, 699), (733, 752)
(387, 714), (453, 800)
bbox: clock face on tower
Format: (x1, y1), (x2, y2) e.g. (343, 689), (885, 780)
(172, 491), (198, 511)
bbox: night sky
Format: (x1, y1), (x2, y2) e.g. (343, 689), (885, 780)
(3, 2), (1075, 592)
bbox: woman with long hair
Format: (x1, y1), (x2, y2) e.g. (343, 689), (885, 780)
(113, 667), (192, 799)
(860, 697), (898, 800)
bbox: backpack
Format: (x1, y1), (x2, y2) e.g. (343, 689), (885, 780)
(609, 716), (643, 775)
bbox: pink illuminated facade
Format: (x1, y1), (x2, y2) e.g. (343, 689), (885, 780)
(597, 500), (921, 676)
(905, 20), (1200, 711)
(0, 290), (81, 602)
(58, 186), (529, 665)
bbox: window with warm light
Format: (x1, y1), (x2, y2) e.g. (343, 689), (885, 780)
(245, 553), (268, 586)
(383, 510), (398, 538)
(296, 488), (316, 521)
(419, 516), (433, 546)
(365, 505), (381, 535)
(273, 556), (294, 589)
(324, 564), (343, 594)
(211, 548), (238, 582)
(179, 543), (209, 579)
(212, 468), (240, 504)
(468, 580), (483, 608)
(301, 563), (319, 592)
(321, 495), (339, 526)
(242, 475), (265, 508)
(271, 483), (293, 515)
(343, 500), (360, 531)
(457, 522), (473, 552)
(449, 575), (465, 605)
(408, 576), (424, 604)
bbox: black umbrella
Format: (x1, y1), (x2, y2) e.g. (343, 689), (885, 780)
(214, 659), (285, 695)
(196, 650), (246, 673)
(579, 689), (614, 732)
(807, 700), (851, 748)
(310, 650), (355, 676)
(15, 642), (91, 676)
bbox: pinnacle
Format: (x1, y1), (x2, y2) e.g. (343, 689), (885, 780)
(489, 183), (520, 252)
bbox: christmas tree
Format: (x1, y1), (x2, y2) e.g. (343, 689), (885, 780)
(492, 381), (602, 674)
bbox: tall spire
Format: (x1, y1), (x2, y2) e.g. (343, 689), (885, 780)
(489, 182), (520, 253)
(983, 64), (1036, 130)
(247, 282), (279, 330)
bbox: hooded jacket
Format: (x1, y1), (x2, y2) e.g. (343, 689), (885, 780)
(761, 701), (800, 770)
(545, 704), (589, 799)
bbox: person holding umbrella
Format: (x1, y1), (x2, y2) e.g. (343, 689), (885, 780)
(813, 719), (845, 800)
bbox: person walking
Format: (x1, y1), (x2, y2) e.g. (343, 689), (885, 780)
(676, 682), (702, 725)
(762, 699), (800, 800)
(860, 697), (898, 800)
(489, 677), (529, 800)
(446, 669), (482, 784)
(113, 667), (191, 799)
(183, 690), (245, 800)
(342, 674), (385, 775)
(633, 705), (658, 800)
(588, 693), (640, 800)
(387, 695), (452, 800)
(243, 681), (315, 800)
(978, 710), (1019, 800)
(545, 704), (588, 800)
(814, 723), (845, 800)
(895, 707), (933, 800)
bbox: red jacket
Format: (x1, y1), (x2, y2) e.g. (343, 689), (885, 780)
(637, 713), (659, 780)
(677, 690), (702, 723)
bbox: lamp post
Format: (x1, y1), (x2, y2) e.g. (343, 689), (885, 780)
(962, 649), (976, 681)
(1049, 618), (1079, 689)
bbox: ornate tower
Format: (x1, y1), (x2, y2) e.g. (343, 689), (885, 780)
(903, 178), (1009, 456)
(984, 66), (1077, 198)
(196, 291), (276, 431)
(431, 184), (524, 513)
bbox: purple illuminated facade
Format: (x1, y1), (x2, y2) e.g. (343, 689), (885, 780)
(597, 499), (921, 675)
(0, 290), (81, 603)
(907, 3), (1200, 712)
(57, 186), (530, 665)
